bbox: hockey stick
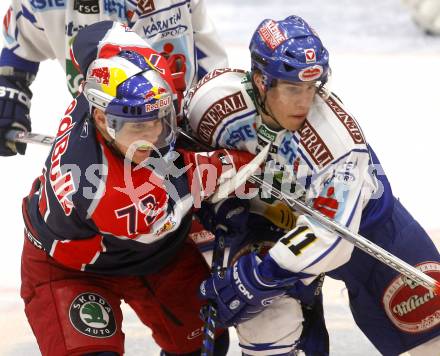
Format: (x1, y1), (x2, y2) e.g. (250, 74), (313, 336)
(200, 145), (270, 355)
(5, 127), (206, 148)
(172, 129), (440, 292)
(209, 144), (271, 203)
(10, 128), (436, 291)
(200, 225), (227, 356)
(5, 130), (54, 146)
(248, 175), (440, 293)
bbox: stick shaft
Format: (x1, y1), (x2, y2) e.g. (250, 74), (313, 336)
(249, 175), (439, 292)
(201, 226), (227, 356)
(10, 128), (437, 290)
(5, 130), (54, 146)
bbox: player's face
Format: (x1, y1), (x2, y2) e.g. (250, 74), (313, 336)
(265, 80), (317, 131)
(113, 119), (164, 164)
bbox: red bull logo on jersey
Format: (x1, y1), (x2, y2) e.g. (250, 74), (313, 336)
(49, 99), (77, 216)
(90, 67), (110, 85)
(155, 218), (176, 237)
(383, 261), (440, 333)
(259, 20), (288, 50)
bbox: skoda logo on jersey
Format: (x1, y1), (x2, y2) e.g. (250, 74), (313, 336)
(69, 293), (117, 338)
(74, 0), (100, 14)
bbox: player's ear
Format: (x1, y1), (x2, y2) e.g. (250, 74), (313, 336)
(93, 108), (107, 132)
(253, 71), (266, 94)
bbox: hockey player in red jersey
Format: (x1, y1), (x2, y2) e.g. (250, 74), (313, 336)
(20, 22), (253, 356)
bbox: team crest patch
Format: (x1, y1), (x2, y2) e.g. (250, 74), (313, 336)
(69, 293), (117, 338)
(383, 262), (440, 333)
(138, 0), (155, 15)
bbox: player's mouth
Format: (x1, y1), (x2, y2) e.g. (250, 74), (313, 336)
(134, 142), (154, 152)
(290, 114), (307, 120)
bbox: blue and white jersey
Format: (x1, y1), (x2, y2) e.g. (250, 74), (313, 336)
(185, 68), (393, 282)
(1, 0), (227, 95)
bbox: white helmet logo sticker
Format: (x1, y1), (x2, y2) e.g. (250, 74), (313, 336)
(259, 20), (288, 50)
(305, 49), (316, 63)
(145, 96), (171, 112)
(298, 65), (323, 81)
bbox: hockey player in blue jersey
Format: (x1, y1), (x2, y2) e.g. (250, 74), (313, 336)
(185, 15), (440, 356)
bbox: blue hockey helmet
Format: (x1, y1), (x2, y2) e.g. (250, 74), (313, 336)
(83, 50), (177, 152)
(249, 15), (330, 88)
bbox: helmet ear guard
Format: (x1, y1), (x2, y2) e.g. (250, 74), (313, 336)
(250, 53), (273, 90)
(85, 87), (114, 111)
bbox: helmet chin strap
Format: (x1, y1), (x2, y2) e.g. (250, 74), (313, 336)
(252, 79), (284, 131)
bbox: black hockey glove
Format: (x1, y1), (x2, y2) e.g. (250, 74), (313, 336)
(0, 69), (33, 156)
(197, 197), (250, 242)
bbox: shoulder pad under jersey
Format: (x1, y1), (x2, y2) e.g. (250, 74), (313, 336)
(306, 92), (369, 165)
(184, 68), (257, 147)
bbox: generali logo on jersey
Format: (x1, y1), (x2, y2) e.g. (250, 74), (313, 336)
(299, 120), (334, 167)
(197, 91), (247, 145)
(383, 262), (440, 333)
(258, 20), (288, 50)
(325, 96), (365, 144)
